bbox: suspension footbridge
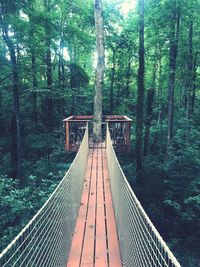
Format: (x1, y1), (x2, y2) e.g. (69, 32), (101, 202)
(0, 120), (181, 267)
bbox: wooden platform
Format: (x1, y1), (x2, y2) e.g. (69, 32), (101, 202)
(67, 144), (122, 267)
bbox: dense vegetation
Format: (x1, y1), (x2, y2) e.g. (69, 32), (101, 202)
(0, 0), (200, 266)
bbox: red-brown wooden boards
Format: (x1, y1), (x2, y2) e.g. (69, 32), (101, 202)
(66, 150), (93, 266)
(95, 144), (107, 267)
(67, 145), (122, 267)
(81, 148), (97, 266)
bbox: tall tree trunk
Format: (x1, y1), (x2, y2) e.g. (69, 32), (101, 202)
(191, 57), (197, 113)
(167, 5), (180, 148)
(143, 88), (154, 156)
(45, 40), (54, 130)
(143, 51), (156, 156)
(186, 20), (193, 118)
(58, 39), (65, 90)
(135, 0), (145, 182)
(125, 54), (131, 99)
(110, 47), (115, 114)
(0, 14), (22, 179)
(71, 88), (77, 115)
(93, 0), (105, 142)
(58, 40), (65, 117)
(158, 48), (163, 151)
(0, 91), (2, 136)
(143, 61), (156, 156)
(31, 53), (38, 125)
(43, 0), (53, 130)
(46, 43), (52, 88)
(58, 47), (61, 88)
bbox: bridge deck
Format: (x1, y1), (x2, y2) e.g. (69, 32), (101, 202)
(67, 144), (122, 267)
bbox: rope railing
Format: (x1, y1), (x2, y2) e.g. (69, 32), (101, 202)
(106, 124), (181, 267)
(0, 124), (89, 267)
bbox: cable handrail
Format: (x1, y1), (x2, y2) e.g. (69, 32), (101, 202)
(0, 124), (89, 267)
(106, 123), (181, 267)
(0, 122), (182, 267)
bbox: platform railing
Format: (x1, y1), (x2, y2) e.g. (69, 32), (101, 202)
(0, 124), (89, 267)
(106, 124), (181, 267)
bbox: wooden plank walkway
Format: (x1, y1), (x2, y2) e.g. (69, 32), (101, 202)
(67, 144), (122, 267)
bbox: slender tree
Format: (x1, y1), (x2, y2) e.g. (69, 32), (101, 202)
(0, 3), (22, 179)
(58, 39), (65, 90)
(135, 0), (145, 182)
(143, 88), (154, 156)
(110, 45), (116, 114)
(186, 20), (194, 118)
(191, 56), (197, 113)
(31, 52), (38, 125)
(167, 1), (180, 147)
(43, 0), (54, 130)
(93, 0), (105, 142)
(125, 53), (131, 99)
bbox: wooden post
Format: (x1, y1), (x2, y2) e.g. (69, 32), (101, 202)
(65, 121), (70, 151)
(105, 122), (109, 149)
(126, 122), (131, 151)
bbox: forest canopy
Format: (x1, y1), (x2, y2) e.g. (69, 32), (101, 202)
(0, 0), (200, 266)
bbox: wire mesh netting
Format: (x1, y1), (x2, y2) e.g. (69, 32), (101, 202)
(0, 122), (182, 267)
(106, 124), (181, 267)
(0, 125), (89, 267)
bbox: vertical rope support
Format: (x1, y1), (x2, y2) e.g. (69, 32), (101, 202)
(0, 124), (89, 267)
(106, 123), (181, 267)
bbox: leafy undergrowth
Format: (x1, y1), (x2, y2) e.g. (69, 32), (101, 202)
(118, 141), (200, 267)
(0, 152), (75, 252)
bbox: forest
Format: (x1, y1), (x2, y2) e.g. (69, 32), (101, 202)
(0, 0), (200, 266)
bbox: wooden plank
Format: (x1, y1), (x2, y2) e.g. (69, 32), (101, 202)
(67, 150), (93, 267)
(95, 145), (108, 267)
(102, 150), (122, 267)
(80, 149), (98, 266)
(66, 146), (122, 267)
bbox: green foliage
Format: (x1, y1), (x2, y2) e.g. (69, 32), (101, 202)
(119, 117), (200, 266)
(0, 0), (200, 265)
(120, 124), (200, 266)
(0, 164), (71, 252)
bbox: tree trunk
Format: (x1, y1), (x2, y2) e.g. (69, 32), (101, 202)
(58, 39), (65, 90)
(110, 47), (115, 114)
(186, 20), (193, 118)
(58, 40), (65, 117)
(93, 0), (105, 142)
(167, 5), (180, 148)
(135, 0), (145, 182)
(125, 54), (131, 99)
(143, 88), (155, 156)
(31, 53), (38, 125)
(151, 47), (164, 153)
(143, 56), (156, 156)
(58, 47), (61, 88)
(158, 47), (163, 151)
(43, 2), (54, 129)
(0, 91), (2, 136)
(46, 42), (54, 130)
(46, 43), (52, 88)
(191, 57), (197, 113)
(0, 14), (22, 179)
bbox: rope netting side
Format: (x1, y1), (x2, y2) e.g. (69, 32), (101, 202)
(0, 125), (89, 267)
(106, 125), (181, 267)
